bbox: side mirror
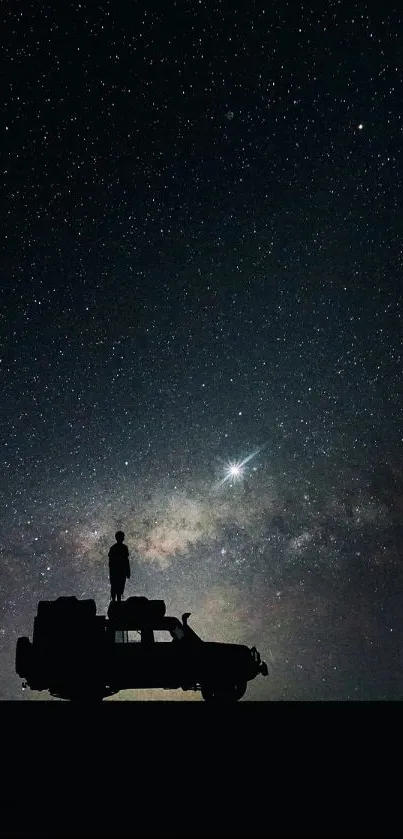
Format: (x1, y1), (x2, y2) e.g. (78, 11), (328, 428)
(182, 612), (191, 626)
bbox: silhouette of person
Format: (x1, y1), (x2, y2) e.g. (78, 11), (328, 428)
(108, 531), (130, 602)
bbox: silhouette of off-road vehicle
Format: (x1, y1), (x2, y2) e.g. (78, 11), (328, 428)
(16, 595), (268, 701)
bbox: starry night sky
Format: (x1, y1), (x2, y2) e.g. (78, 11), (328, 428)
(1, 1), (403, 700)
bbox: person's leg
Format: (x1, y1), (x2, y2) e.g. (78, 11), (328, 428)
(118, 578), (125, 602)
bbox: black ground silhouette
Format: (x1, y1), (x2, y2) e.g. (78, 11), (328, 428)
(2, 700), (399, 837)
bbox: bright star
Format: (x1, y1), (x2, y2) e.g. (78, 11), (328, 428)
(217, 443), (268, 488)
(226, 462), (244, 482)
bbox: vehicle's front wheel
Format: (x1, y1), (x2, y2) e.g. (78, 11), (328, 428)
(201, 681), (247, 702)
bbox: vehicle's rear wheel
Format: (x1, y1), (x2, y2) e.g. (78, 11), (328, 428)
(74, 681), (107, 701)
(201, 681), (247, 702)
(52, 683), (107, 701)
(73, 694), (105, 702)
(68, 691), (105, 702)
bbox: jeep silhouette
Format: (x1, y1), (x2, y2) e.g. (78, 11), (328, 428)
(16, 596), (268, 701)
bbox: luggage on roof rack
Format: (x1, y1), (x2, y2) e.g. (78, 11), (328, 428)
(108, 596), (166, 623)
(37, 597), (97, 620)
(125, 597), (166, 619)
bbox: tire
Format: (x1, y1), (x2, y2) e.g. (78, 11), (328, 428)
(201, 681), (247, 702)
(72, 678), (107, 701)
(54, 688), (106, 702)
(71, 694), (105, 703)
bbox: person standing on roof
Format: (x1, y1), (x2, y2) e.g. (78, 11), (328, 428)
(108, 531), (130, 602)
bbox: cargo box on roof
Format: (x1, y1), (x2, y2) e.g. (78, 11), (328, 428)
(107, 597), (166, 624)
(37, 597), (96, 620)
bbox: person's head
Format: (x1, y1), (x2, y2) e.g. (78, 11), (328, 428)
(115, 530), (125, 543)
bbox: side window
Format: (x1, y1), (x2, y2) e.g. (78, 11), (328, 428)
(115, 630), (128, 643)
(153, 630), (172, 643)
(114, 630), (141, 643)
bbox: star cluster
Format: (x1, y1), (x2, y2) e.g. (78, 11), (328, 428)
(1, 1), (403, 699)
